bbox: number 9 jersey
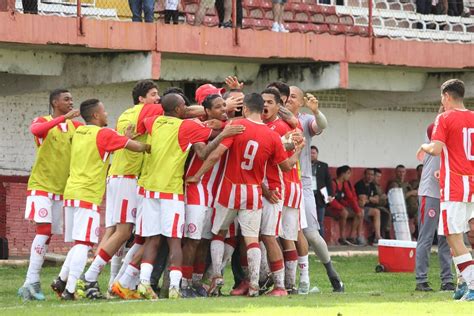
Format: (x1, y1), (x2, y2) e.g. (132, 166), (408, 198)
(216, 118), (288, 210)
(432, 109), (474, 202)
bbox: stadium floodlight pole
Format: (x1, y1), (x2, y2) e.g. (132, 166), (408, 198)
(77, 0), (85, 36)
(232, 0), (239, 46)
(368, 0), (374, 54)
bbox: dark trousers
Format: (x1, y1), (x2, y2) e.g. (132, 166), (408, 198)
(129, 0), (155, 22)
(215, 0), (242, 26)
(316, 205), (326, 238)
(22, 0), (37, 14)
(164, 9), (179, 24)
(416, 0), (432, 14)
(231, 240), (245, 288)
(447, 0), (463, 16)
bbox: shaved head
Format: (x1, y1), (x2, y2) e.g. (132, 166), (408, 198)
(290, 86), (304, 98)
(286, 86), (305, 114)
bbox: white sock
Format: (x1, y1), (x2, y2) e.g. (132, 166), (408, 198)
(65, 244), (90, 293)
(284, 250), (298, 289)
(298, 255), (310, 284)
(221, 242), (235, 271)
(169, 269), (182, 288)
(25, 234), (49, 285)
(114, 243), (142, 285)
(84, 249), (111, 283)
(211, 239), (225, 276)
(59, 246), (75, 282)
(247, 245), (261, 289)
(119, 263), (140, 290)
(140, 262), (154, 285)
(109, 244), (125, 288)
(453, 253), (474, 290)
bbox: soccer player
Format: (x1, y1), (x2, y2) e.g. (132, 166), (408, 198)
(181, 94), (234, 297)
(18, 89), (81, 301)
(415, 111), (454, 292)
(135, 93), (243, 300)
(286, 86), (344, 293)
(78, 80), (162, 296)
(186, 93), (302, 297)
(417, 79), (474, 301)
(52, 99), (150, 300)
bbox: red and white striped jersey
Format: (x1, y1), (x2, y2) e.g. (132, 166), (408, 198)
(216, 118), (288, 210)
(266, 118), (302, 209)
(432, 109), (474, 202)
(186, 152), (225, 207)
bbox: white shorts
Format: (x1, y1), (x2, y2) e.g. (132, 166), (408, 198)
(185, 204), (208, 240)
(105, 177), (138, 228)
(279, 206), (299, 241)
(135, 193), (144, 236)
(212, 203), (260, 238)
(299, 193), (308, 230)
(141, 197), (185, 238)
(25, 195), (63, 235)
(201, 207), (214, 240)
(260, 197), (283, 236)
(438, 201), (474, 236)
(64, 206), (100, 244)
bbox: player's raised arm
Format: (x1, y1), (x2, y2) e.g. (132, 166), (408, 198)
(186, 144), (229, 184)
(304, 93), (328, 134)
(192, 123), (244, 160)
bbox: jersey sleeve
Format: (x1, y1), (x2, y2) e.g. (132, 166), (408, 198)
(137, 104), (164, 135)
(271, 132), (289, 165)
(144, 115), (159, 136)
(97, 128), (130, 153)
(178, 119), (212, 151)
(72, 120), (84, 128)
(431, 114), (447, 144)
(30, 116), (65, 138)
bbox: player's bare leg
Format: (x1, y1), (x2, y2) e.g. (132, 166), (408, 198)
(295, 230), (310, 294)
(181, 238), (200, 297)
(261, 235), (286, 296)
(338, 209), (349, 244)
(367, 208), (382, 243)
(95, 226), (115, 256)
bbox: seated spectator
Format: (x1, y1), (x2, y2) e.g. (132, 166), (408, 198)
(373, 168), (392, 239)
(327, 165), (365, 246)
(271, 0), (289, 33)
(354, 168), (383, 245)
(129, 0), (155, 23)
(388, 164), (419, 236)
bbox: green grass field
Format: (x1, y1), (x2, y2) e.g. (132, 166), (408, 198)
(0, 254), (471, 315)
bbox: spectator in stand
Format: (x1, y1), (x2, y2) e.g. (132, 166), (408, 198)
(373, 168), (392, 239)
(327, 166), (365, 246)
(388, 164), (419, 235)
(448, 0), (464, 16)
(310, 146), (334, 238)
(354, 169), (383, 245)
(271, 0), (289, 33)
(411, 164), (423, 192)
(215, 0), (243, 27)
(22, 0), (37, 14)
(164, 0), (180, 24)
(129, 0), (155, 22)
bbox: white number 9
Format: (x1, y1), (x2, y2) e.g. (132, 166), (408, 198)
(241, 140), (259, 170)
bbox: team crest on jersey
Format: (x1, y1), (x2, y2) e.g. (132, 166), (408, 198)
(187, 223), (197, 234)
(428, 209), (436, 218)
(38, 208), (48, 218)
(131, 208), (137, 218)
(95, 227), (100, 237)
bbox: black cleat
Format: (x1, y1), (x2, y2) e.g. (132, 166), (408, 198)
(181, 286), (197, 298)
(51, 277), (67, 297)
(330, 277), (345, 293)
(76, 277), (105, 299)
(440, 282), (456, 292)
(415, 282), (433, 292)
(60, 290), (75, 301)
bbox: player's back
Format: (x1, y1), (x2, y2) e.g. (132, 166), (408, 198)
(223, 118), (280, 185)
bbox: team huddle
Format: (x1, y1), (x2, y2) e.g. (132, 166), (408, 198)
(17, 78), (345, 301)
(16, 78), (474, 302)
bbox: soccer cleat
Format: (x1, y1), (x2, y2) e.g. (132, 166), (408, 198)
(181, 286), (197, 299)
(51, 277), (67, 297)
(60, 289), (76, 301)
(440, 282), (455, 292)
(168, 286), (181, 299)
(19, 282), (45, 301)
(138, 282), (158, 300)
(453, 282), (467, 300)
(460, 289), (474, 301)
(208, 276), (224, 297)
(267, 287), (288, 297)
(193, 284), (208, 297)
(309, 285), (321, 294)
(330, 277), (345, 293)
(230, 280), (249, 296)
(356, 237), (367, 246)
(339, 238), (356, 246)
(76, 277), (104, 299)
(247, 285), (259, 297)
(298, 281), (310, 295)
(111, 281), (141, 300)
(415, 282), (433, 292)
(259, 275), (274, 295)
(286, 286), (298, 295)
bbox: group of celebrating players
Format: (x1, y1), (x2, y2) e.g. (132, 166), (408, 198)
(17, 78), (345, 301)
(16, 77), (474, 302)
